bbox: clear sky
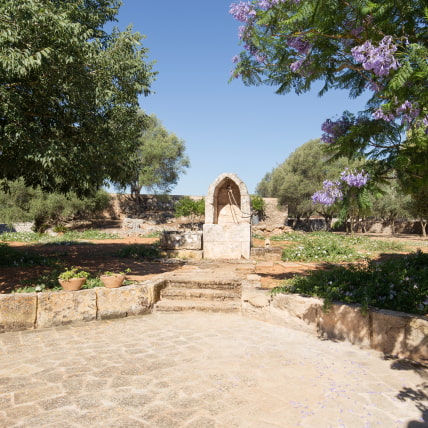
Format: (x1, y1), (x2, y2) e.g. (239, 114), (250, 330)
(113, 0), (367, 196)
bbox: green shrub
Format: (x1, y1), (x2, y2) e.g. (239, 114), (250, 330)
(0, 180), (111, 231)
(174, 197), (204, 229)
(251, 195), (266, 219)
(273, 250), (428, 315)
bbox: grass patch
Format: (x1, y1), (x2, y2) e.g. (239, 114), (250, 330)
(272, 250), (428, 315)
(0, 229), (120, 244)
(116, 244), (160, 259)
(275, 232), (405, 263)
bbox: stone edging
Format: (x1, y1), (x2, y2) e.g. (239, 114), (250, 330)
(0, 279), (166, 332)
(242, 286), (428, 363)
(1, 278), (426, 363)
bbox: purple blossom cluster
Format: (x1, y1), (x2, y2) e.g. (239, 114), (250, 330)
(320, 116), (353, 144)
(374, 100), (420, 124)
(287, 37), (311, 54)
(230, 0), (298, 24)
(312, 169), (370, 206)
(229, 1), (256, 23)
(312, 180), (343, 206)
(340, 168), (370, 188)
(351, 36), (399, 77)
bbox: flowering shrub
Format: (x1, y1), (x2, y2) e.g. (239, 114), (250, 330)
(273, 250), (428, 315)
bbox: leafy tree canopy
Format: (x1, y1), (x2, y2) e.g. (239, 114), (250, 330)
(230, 0), (427, 190)
(0, 0), (155, 196)
(129, 113), (190, 196)
(256, 139), (361, 221)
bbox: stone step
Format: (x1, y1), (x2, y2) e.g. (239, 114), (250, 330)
(154, 300), (241, 313)
(161, 287), (241, 301)
(166, 280), (241, 290)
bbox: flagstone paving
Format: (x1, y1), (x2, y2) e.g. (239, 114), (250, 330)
(0, 312), (427, 427)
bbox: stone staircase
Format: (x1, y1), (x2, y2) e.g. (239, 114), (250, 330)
(154, 279), (242, 313)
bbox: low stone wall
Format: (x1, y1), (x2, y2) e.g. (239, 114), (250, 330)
(0, 279), (166, 332)
(242, 288), (428, 362)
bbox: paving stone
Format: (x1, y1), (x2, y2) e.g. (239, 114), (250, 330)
(0, 312), (426, 427)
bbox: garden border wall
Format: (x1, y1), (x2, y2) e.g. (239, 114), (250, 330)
(0, 279), (426, 363)
(0, 279), (165, 332)
(242, 287), (428, 363)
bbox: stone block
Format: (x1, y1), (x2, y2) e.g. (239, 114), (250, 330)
(370, 309), (428, 360)
(318, 303), (370, 346)
(36, 289), (96, 328)
(270, 294), (322, 333)
(203, 223), (251, 259)
(159, 231), (202, 250)
(0, 293), (37, 331)
(96, 284), (151, 320)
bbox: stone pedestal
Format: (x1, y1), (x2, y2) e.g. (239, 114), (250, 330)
(203, 223), (251, 259)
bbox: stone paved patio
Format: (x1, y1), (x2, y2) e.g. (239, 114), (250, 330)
(0, 312), (427, 427)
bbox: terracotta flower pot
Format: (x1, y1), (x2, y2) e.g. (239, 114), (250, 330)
(58, 277), (86, 291)
(100, 274), (125, 288)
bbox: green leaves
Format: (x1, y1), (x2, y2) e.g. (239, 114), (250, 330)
(0, 0), (156, 196)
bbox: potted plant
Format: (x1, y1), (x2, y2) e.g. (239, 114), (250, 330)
(99, 268), (131, 288)
(58, 267), (90, 291)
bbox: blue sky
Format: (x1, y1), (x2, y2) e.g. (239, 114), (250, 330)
(114, 0), (367, 196)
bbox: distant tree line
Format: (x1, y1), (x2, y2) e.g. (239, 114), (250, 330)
(256, 139), (427, 236)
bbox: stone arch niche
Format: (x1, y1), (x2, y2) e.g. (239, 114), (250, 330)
(203, 173), (251, 259)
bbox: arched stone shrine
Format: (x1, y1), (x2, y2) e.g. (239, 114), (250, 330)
(203, 173), (251, 259)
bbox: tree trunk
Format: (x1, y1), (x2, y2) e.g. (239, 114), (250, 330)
(324, 215), (332, 232)
(420, 219), (427, 238)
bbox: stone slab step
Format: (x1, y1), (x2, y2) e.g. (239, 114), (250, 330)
(161, 288), (241, 301)
(167, 280), (241, 290)
(154, 300), (241, 313)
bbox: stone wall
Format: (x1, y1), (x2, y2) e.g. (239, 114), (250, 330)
(0, 222), (34, 233)
(242, 288), (428, 363)
(0, 279), (165, 332)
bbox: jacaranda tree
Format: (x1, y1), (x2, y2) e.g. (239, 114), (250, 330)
(229, 1), (427, 195)
(0, 0), (156, 196)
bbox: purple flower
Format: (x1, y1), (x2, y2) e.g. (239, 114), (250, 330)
(321, 116), (353, 144)
(340, 168), (369, 188)
(312, 180), (343, 206)
(351, 36), (399, 77)
(287, 37), (311, 54)
(373, 108), (394, 122)
(229, 1), (256, 23)
(374, 100), (420, 126)
(290, 59), (305, 73)
(232, 55), (239, 64)
(257, 0), (290, 9)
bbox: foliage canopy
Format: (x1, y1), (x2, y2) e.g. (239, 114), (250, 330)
(230, 0), (428, 190)
(129, 113), (190, 196)
(0, 0), (155, 196)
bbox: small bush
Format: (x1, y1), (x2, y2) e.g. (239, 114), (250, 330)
(251, 195), (266, 219)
